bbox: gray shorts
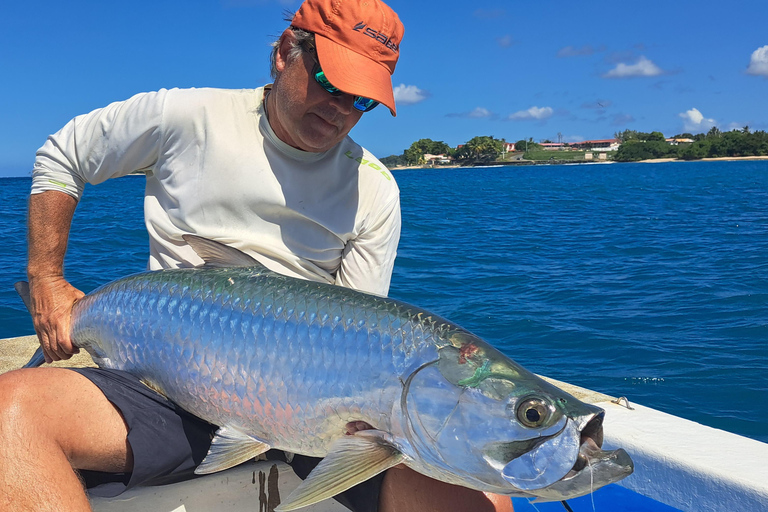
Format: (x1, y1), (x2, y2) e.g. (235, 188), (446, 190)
(70, 367), (384, 512)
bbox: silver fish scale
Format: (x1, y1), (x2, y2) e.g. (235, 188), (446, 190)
(72, 266), (453, 456)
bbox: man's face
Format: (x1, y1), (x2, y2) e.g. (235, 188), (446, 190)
(269, 30), (364, 153)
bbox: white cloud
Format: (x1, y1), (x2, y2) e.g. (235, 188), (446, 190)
(603, 56), (663, 78)
(446, 107), (495, 119)
(496, 35), (515, 48)
(393, 84), (429, 105)
(508, 106), (554, 121)
(468, 107), (493, 118)
(746, 45), (768, 76)
(679, 108), (716, 132)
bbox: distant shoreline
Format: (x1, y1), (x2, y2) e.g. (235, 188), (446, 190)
(637, 156), (768, 164)
(3, 155), (766, 179)
(390, 155), (768, 170)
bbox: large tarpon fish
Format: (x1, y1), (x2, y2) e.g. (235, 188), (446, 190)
(18, 235), (632, 510)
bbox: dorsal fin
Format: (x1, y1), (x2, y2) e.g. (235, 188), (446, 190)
(182, 234), (266, 269)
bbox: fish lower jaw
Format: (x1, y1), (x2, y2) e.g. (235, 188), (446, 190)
(546, 438), (634, 498)
(563, 437), (600, 479)
(523, 419), (633, 502)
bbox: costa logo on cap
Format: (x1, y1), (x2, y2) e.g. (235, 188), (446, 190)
(352, 22), (400, 54)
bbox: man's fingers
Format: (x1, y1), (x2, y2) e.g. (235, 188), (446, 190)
(39, 330), (65, 362)
(35, 317), (77, 363)
(51, 322), (76, 361)
(36, 331), (54, 364)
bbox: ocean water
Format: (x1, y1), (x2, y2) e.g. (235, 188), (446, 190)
(1, 161), (767, 446)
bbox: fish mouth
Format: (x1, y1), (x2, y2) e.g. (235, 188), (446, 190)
(498, 412), (633, 498)
(568, 412), (605, 475)
(534, 414), (634, 500)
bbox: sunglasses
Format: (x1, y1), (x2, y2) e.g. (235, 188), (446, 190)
(311, 61), (379, 113)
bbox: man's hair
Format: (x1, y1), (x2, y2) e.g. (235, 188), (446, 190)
(270, 25), (315, 79)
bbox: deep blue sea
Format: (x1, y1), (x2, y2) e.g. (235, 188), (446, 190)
(1, 161), (767, 447)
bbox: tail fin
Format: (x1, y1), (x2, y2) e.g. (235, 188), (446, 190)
(14, 281), (32, 312)
(14, 281), (46, 368)
(23, 348), (46, 368)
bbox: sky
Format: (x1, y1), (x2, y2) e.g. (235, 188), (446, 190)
(1, 0), (767, 176)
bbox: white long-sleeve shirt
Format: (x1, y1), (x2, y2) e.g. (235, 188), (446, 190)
(31, 86), (401, 296)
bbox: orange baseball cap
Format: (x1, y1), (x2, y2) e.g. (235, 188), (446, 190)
(291, 0), (404, 116)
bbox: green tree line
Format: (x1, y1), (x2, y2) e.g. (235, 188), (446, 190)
(381, 136), (507, 167)
(381, 127), (768, 168)
(614, 127), (768, 162)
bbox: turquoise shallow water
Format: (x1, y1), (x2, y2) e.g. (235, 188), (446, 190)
(1, 160), (767, 446)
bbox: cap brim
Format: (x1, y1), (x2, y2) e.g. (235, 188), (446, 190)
(315, 35), (397, 117)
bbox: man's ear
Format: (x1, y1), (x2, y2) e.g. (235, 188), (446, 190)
(275, 28), (297, 74)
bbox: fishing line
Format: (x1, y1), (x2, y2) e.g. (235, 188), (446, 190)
(589, 457), (596, 512)
(560, 452), (597, 512)
(525, 498), (542, 512)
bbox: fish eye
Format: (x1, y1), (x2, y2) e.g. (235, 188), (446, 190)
(516, 397), (551, 428)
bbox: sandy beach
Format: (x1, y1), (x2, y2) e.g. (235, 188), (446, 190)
(390, 155), (768, 169)
(639, 156), (768, 164)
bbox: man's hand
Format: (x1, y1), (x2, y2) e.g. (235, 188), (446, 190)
(28, 276), (84, 363)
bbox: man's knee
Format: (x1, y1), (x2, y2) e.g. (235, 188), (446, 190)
(0, 370), (97, 510)
(0, 368), (131, 472)
(0, 369), (44, 434)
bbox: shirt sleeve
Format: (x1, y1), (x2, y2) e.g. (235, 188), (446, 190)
(335, 194), (401, 297)
(31, 90), (167, 199)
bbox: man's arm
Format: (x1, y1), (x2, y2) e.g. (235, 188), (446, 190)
(26, 90), (168, 361)
(27, 190), (84, 363)
(336, 194), (401, 296)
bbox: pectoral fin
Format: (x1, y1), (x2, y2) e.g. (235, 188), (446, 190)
(195, 425), (271, 475)
(276, 433), (404, 511)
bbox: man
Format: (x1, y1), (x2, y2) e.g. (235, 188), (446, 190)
(0, 0), (512, 511)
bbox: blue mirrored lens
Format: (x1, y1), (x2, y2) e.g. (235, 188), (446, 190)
(314, 69), (341, 96)
(313, 63), (379, 113)
(353, 97), (379, 112)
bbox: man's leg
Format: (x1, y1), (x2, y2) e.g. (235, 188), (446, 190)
(0, 368), (132, 512)
(379, 466), (514, 512)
